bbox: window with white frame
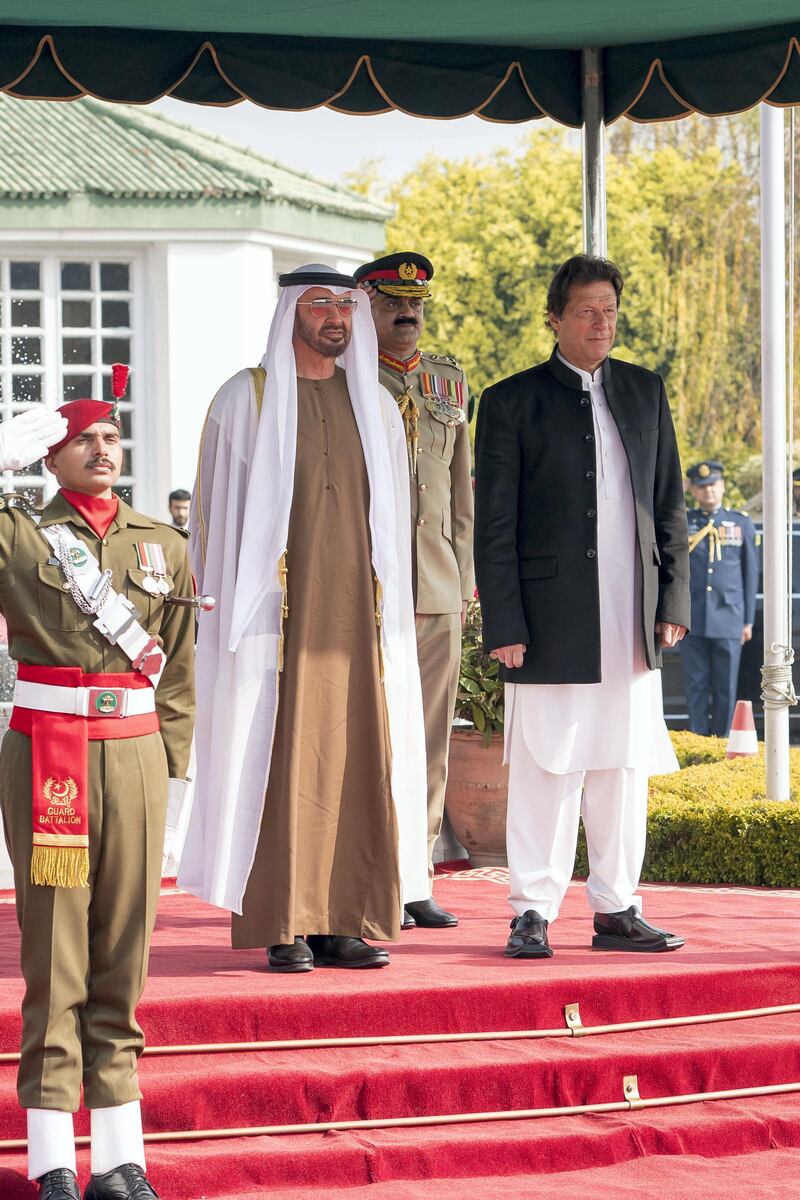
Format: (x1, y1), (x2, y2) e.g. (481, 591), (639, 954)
(0, 253), (140, 715)
(0, 254), (138, 506)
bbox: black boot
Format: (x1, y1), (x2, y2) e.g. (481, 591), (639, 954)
(404, 898), (458, 927)
(592, 906), (684, 952)
(83, 1162), (159, 1199)
(306, 935), (390, 968)
(38, 1169), (80, 1200)
(267, 936), (314, 972)
(504, 910), (553, 958)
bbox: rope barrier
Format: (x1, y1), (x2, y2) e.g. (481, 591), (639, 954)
(1, 1080), (799, 1151)
(1, 1002), (797, 1063)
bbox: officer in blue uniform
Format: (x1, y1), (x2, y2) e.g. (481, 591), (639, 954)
(680, 460), (758, 735)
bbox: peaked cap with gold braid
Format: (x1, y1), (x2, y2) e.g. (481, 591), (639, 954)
(354, 251), (433, 299)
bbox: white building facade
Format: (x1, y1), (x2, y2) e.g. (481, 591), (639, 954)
(0, 95), (388, 886)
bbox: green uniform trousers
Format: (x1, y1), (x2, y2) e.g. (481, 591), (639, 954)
(0, 730), (167, 1112)
(415, 612), (462, 879)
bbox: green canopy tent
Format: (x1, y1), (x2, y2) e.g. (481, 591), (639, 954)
(0, 1), (797, 796)
(0, 5), (798, 123)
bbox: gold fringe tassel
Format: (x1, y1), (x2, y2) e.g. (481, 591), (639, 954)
(688, 520), (722, 561)
(374, 576), (385, 683)
(277, 552), (289, 673)
(31, 844), (89, 888)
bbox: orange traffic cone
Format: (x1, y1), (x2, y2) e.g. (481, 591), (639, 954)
(726, 700), (759, 759)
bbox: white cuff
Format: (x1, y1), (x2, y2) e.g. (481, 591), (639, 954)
(90, 1101), (145, 1175)
(27, 1108), (76, 1181)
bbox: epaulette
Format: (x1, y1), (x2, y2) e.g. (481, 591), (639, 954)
(0, 492), (39, 519)
(151, 519), (190, 539)
(422, 351), (462, 370)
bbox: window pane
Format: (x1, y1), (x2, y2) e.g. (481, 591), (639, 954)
(11, 299), (41, 328)
(62, 374), (93, 401)
(10, 261), (40, 290)
(12, 337), (42, 365)
(61, 262), (91, 291)
(20, 485), (45, 510)
(101, 299), (130, 328)
(119, 409), (133, 440)
(12, 375), (42, 403)
(102, 337), (130, 366)
(62, 299), (92, 327)
(113, 484), (133, 505)
(102, 374), (132, 404)
(100, 263), (130, 292)
(62, 337), (93, 365)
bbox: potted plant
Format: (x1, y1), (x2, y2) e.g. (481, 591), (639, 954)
(444, 599), (509, 867)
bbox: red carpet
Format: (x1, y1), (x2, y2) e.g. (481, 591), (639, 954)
(1, 872), (799, 1197)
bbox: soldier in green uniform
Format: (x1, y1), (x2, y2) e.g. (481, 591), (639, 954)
(355, 252), (475, 929)
(0, 392), (195, 1199)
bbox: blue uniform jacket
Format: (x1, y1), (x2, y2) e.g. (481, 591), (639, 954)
(687, 505), (758, 639)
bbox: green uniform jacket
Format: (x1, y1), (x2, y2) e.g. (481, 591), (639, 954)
(379, 351), (475, 615)
(0, 491), (195, 779)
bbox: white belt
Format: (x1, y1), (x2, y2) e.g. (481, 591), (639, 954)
(13, 680), (156, 719)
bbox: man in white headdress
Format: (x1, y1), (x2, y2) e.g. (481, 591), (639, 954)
(178, 265), (428, 971)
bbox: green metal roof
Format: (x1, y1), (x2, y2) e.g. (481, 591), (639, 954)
(0, 92), (389, 221)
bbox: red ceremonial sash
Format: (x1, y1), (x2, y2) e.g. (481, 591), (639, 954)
(11, 664), (159, 889)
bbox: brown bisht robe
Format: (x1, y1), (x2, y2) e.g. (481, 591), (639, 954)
(232, 368), (401, 948)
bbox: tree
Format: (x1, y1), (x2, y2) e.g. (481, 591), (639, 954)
(383, 119), (766, 473)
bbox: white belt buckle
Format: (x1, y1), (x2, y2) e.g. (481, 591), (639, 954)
(85, 686), (128, 718)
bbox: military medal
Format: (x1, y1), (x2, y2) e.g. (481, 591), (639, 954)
(135, 542), (170, 595)
(420, 371), (466, 427)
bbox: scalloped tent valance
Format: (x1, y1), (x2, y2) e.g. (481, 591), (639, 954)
(0, 12), (798, 125)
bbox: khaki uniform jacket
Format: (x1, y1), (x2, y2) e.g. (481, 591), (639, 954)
(379, 351), (475, 614)
(0, 491), (195, 779)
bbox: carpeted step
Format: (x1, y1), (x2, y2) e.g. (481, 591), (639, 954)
(2, 1012), (797, 1140)
(3, 880), (800, 1054)
(181, 1148), (800, 1200)
(3, 1092), (800, 1198)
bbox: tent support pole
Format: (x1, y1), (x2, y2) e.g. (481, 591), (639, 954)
(581, 47), (607, 257)
(760, 102), (792, 800)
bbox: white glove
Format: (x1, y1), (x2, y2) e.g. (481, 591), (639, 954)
(0, 409), (69, 472)
(162, 777), (193, 878)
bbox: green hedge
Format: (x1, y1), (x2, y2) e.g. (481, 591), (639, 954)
(574, 738), (800, 888)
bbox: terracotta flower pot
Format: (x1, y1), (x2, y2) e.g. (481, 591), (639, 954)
(444, 727), (509, 868)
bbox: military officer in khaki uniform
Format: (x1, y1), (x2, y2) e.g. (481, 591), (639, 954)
(0, 390), (195, 1200)
(355, 252), (475, 929)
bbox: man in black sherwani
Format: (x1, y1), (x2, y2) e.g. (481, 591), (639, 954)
(474, 254), (691, 959)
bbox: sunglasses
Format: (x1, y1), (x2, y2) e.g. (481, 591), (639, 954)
(296, 297), (358, 316)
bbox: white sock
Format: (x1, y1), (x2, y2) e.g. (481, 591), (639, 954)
(26, 1109), (76, 1181)
(90, 1101), (146, 1175)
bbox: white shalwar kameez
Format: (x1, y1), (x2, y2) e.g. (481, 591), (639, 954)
(505, 352), (677, 923)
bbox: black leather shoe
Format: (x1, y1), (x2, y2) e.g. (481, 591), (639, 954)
(83, 1162), (159, 1199)
(401, 910), (417, 929)
(38, 1168), (80, 1200)
(504, 909), (553, 958)
(267, 937), (314, 972)
(306, 935), (390, 968)
(592, 906), (685, 952)
(403, 898), (458, 928)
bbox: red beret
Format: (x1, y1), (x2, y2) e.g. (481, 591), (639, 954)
(49, 399), (119, 456)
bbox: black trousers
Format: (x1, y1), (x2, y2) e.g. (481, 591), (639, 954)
(680, 633), (742, 737)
